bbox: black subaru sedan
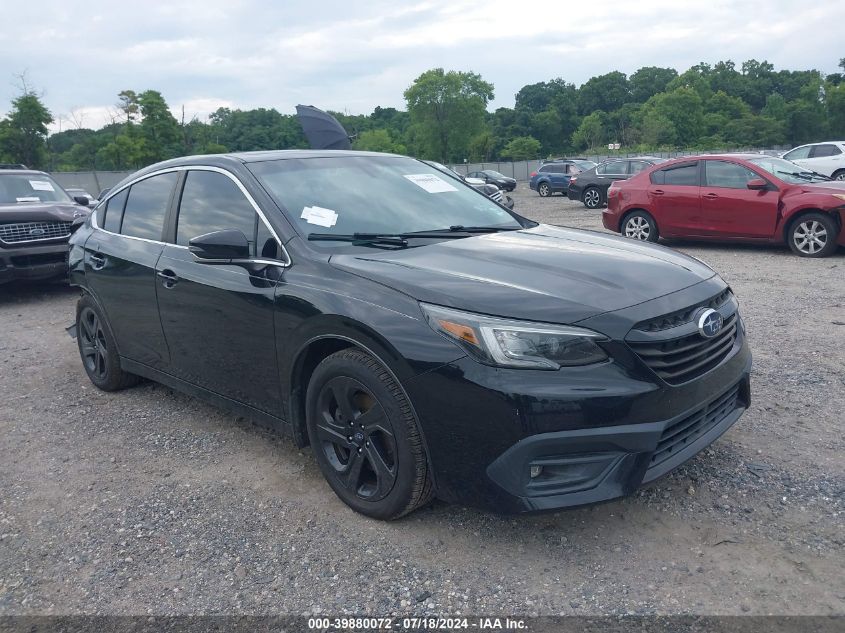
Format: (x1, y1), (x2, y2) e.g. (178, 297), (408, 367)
(68, 150), (751, 520)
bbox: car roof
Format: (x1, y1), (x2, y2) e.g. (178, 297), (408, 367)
(0, 169), (51, 176)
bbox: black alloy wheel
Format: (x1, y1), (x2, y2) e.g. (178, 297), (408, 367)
(79, 306), (109, 382)
(583, 187), (603, 209)
(306, 348), (433, 519)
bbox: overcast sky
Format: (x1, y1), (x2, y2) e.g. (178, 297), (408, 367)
(0, 0), (841, 133)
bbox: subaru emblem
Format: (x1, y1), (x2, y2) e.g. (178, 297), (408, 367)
(697, 308), (723, 338)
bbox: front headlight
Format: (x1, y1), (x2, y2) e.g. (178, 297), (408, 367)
(420, 303), (609, 370)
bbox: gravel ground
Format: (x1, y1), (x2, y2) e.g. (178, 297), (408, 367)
(0, 185), (843, 617)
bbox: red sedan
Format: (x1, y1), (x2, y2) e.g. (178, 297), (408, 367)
(603, 154), (845, 257)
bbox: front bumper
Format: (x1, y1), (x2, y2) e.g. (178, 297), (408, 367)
(0, 241), (69, 284)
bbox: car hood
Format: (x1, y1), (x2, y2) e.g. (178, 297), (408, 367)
(330, 224), (716, 324)
(792, 180), (845, 194)
(0, 201), (87, 224)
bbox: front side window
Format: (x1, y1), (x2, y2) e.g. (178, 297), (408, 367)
(597, 161), (627, 176)
(248, 155), (521, 247)
(783, 146), (811, 160)
(652, 162), (699, 186)
(704, 161), (759, 189)
(120, 172), (177, 240)
(176, 171), (258, 249)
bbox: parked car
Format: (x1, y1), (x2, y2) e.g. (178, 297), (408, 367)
(65, 187), (99, 207)
(0, 168), (91, 284)
(529, 159), (597, 197)
(781, 141), (845, 180)
(423, 160), (514, 209)
(69, 150), (751, 519)
(569, 157), (667, 208)
(604, 154), (845, 257)
(466, 169), (516, 191)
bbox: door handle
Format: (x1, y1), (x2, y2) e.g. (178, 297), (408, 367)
(157, 269), (179, 289)
(652, 189), (665, 195)
(90, 252), (106, 270)
(703, 193), (719, 199)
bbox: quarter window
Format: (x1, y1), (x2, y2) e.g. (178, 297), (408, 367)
(102, 188), (129, 233)
(704, 161), (759, 189)
(176, 171), (258, 251)
(121, 172), (177, 240)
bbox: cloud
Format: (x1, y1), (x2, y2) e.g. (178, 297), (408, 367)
(0, 0), (840, 133)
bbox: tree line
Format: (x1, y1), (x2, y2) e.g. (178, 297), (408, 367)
(1, 58), (844, 172)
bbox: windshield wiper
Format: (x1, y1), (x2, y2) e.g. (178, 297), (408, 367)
(308, 233), (410, 247)
(445, 225), (521, 233)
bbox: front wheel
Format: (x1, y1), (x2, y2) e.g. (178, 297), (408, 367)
(538, 182), (551, 197)
(788, 213), (838, 257)
(582, 188), (603, 209)
(305, 348), (434, 520)
(623, 211), (659, 242)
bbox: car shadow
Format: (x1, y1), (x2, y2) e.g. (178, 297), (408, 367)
(0, 280), (78, 305)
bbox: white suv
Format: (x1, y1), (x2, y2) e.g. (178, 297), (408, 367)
(781, 141), (845, 180)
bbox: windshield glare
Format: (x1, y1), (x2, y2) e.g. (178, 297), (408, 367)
(0, 174), (73, 204)
(748, 157), (829, 184)
(249, 156), (522, 244)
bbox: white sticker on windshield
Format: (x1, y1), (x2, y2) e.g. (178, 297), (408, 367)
(301, 206), (339, 228)
(404, 173), (458, 193)
(16, 196), (41, 202)
(29, 180), (55, 192)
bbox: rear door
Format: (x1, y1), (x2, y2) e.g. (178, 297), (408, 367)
(85, 172), (178, 369)
(595, 160), (629, 195)
(804, 144), (844, 178)
(648, 161), (700, 236)
(544, 164), (568, 190)
(700, 159), (779, 238)
(154, 168), (285, 414)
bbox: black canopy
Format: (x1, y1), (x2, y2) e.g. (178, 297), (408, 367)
(295, 105), (352, 150)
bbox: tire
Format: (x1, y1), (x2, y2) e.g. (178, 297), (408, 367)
(582, 187), (603, 209)
(832, 170), (845, 181)
(787, 213), (839, 257)
(76, 294), (140, 391)
(538, 182), (551, 197)
(305, 348), (434, 520)
(622, 210), (659, 243)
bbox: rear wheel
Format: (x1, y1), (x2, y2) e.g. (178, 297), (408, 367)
(538, 182), (551, 197)
(832, 170), (845, 181)
(787, 213), (838, 257)
(583, 187), (603, 209)
(622, 211), (659, 243)
(76, 295), (140, 391)
(305, 348), (433, 520)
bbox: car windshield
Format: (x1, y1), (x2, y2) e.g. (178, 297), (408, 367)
(249, 155), (522, 246)
(747, 156), (830, 184)
(0, 174), (73, 204)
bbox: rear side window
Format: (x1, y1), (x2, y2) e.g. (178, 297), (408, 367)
(176, 170), (257, 250)
(704, 161), (758, 189)
(651, 162), (699, 186)
(629, 161), (650, 175)
(121, 172), (177, 240)
(597, 161), (627, 176)
(810, 144), (842, 158)
(102, 188), (129, 233)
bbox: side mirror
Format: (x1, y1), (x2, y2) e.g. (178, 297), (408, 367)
(189, 229), (250, 262)
(73, 195), (90, 206)
(747, 178), (768, 190)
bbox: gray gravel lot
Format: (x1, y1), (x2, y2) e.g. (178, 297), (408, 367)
(0, 185), (843, 616)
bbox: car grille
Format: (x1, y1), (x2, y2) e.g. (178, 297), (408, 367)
(628, 312), (738, 385)
(633, 288), (732, 332)
(490, 190), (504, 203)
(0, 221), (72, 244)
(649, 383), (741, 470)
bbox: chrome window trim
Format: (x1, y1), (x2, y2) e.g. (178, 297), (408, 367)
(92, 165), (291, 267)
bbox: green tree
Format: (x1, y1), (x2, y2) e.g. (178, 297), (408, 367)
(571, 111), (606, 150)
(0, 84), (53, 169)
(352, 129), (407, 154)
(136, 90), (181, 162)
(577, 71), (629, 115)
(404, 68), (494, 162)
(643, 87), (705, 145)
(630, 67), (678, 103)
(499, 136), (541, 160)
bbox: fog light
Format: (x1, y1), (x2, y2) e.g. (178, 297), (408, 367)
(529, 465), (543, 478)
